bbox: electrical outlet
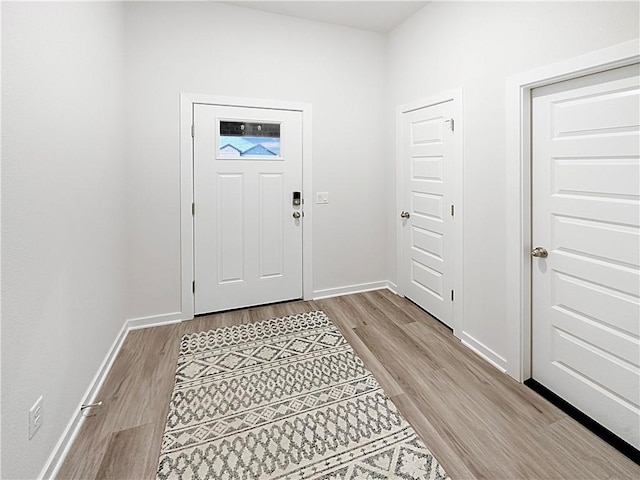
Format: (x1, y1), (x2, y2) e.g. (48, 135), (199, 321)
(29, 396), (43, 439)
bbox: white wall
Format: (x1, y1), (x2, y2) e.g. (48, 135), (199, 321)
(387, 1), (640, 373)
(123, 2), (389, 320)
(1, 2), (126, 478)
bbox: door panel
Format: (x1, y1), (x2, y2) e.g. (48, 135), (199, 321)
(401, 101), (454, 327)
(552, 272), (639, 346)
(217, 173), (244, 283)
(553, 158), (638, 197)
(412, 226), (443, 260)
(258, 173), (285, 279)
(412, 191), (444, 221)
(531, 64), (640, 449)
(194, 104), (303, 313)
(412, 261), (443, 300)
(412, 156), (443, 181)
(552, 215), (638, 265)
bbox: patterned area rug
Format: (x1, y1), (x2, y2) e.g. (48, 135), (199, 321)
(156, 311), (449, 480)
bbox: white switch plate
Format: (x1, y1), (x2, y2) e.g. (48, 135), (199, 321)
(316, 192), (329, 204)
(29, 395), (43, 439)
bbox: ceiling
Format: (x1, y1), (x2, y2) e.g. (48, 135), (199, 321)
(223, 1), (430, 33)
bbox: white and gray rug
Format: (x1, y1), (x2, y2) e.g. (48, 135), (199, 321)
(156, 310), (450, 480)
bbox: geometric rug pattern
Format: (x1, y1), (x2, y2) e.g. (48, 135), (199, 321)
(156, 311), (450, 479)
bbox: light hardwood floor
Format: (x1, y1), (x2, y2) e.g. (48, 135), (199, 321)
(57, 290), (639, 479)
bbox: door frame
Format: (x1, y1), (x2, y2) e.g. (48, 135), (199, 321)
(180, 94), (313, 320)
(505, 39), (639, 382)
(396, 88), (464, 337)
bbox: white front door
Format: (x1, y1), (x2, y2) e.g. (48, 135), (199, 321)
(531, 64), (640, 449)
(193, 104), (303, 314)
(400, 101), (454, 327)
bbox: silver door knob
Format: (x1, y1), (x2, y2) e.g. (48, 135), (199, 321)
(531, 247), (548, 258)
(400, 211), (411, 219)
(292, 211), (301, 219)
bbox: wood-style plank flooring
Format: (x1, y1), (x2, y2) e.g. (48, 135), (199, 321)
(57, 291), (639, 479)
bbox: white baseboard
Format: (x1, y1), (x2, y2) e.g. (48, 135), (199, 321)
(312, 281), (394, 300)
(460, 332), (508, 374)
(40, 319), (130, 480)
(127, 311), (185, 330)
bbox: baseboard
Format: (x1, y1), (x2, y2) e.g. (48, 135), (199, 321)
(39, 319), (130, 480)
(127, 311), (185, 330)
(312, 281), (394, 300)
(386, 281), (398, 295)
(460, 332), (508, 374)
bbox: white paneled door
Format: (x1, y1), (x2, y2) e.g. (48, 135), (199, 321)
(531, 64), (640, 449)
(194, 104), (303, 314)
(400, 101), (454, 327)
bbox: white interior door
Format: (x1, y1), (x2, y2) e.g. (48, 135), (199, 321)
(531, 64), (640, 449)
(194, 104), (303, 314)
(400, 101), (454, 327)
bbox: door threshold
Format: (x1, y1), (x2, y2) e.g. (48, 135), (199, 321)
(194, 298), (304, 318)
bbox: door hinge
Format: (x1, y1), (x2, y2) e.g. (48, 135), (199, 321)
(192, 281), (195, 293)
(191, 124), (194, 138)
(445, 118), (455, 132)
(192, 203), (195, 216)
(451, 290), (455, 301)
(450, 204), (455, 217)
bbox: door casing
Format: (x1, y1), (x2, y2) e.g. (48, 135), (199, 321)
(180, 94), (313, 320)
(505, 39), (640, 382)
(396, 88), (464, 340)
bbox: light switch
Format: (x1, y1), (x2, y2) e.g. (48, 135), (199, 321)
(316, 192), (329, 204)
